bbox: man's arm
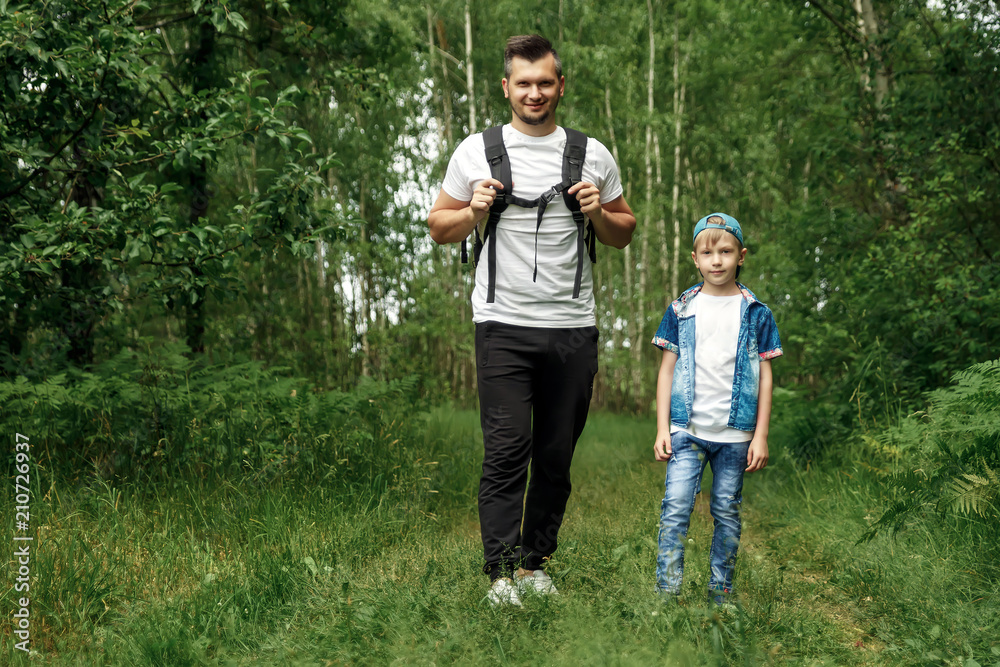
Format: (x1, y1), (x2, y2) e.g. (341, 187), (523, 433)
(427, 179), (504, 245)
(567, 183), (636, 249)
(746, 359), (772, 472)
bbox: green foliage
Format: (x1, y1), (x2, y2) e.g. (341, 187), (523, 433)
(860, 359), (1000, 546)
(1, 0), (997, 421)
(776, 0), (1000, 418)
(771, 388), (855, 466)
(0, 0), (345, 373)
(0, 339), (428, 493)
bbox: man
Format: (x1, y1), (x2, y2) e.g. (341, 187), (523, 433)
(428, 34), (635, 606)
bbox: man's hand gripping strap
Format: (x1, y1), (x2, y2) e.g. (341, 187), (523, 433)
(561, 128), (592, 300)
(480, 126), (512, 303)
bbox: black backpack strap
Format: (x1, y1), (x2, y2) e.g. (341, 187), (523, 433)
(479, 125), (512, 303)
(531, 184), (563, 283)
(483, 126), (513, 202)
(560, 128), (592, 299)
(470, 126), (593, 302)
(562, 128), (587, 188)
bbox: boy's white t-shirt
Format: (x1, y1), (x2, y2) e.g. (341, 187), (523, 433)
(672, 292), (752, 443)
(441, 125), (623, 328)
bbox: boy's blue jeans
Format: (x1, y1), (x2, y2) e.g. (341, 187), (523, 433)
(656, 431), (750, 601)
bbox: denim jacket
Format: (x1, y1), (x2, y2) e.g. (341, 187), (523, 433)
(651, 283), (782, 432)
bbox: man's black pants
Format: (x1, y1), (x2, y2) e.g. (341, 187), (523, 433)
(475, 321), (599, 581)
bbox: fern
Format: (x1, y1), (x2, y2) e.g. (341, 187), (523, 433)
(947, 460), (1000, 518)
(861, 358), (1000, 543)
(0, 337), (430, 491)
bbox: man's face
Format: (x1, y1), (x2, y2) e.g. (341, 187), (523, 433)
(502, 54), (564, 131)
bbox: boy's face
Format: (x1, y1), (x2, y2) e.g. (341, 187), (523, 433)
(692, 234), (747, 295)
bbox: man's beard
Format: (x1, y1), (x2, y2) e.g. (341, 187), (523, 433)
(511, 95), (559, 126)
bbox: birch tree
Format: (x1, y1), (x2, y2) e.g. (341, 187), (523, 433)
(669, 24), (689, 300)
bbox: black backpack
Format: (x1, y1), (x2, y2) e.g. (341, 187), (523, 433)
(462, 126), (597, 303)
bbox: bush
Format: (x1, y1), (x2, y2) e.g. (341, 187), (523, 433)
(0, 339), (430, 497)
(859, 359), (1000, 554)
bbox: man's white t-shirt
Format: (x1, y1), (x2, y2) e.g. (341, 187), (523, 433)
(441, 125), (623, 328)
(672, 292), (752, 443)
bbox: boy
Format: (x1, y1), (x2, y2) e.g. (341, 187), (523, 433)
(650, 212), (782, 605)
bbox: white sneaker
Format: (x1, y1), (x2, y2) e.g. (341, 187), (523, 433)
(516, 570), (559, 595)
(486, 578), (522, 607)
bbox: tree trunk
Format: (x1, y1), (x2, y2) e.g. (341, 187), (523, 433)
(60, 261), (100, 367)
(637, 0), (656, 408)
(331, 254), (346, 385)
(185, 17), (216, 356)
(436, 19), (453, 149)
(684, 154), (694, 254)
(558, 0), (564, 44)
(670, 26), (688, 300)
(855, 0), (888, 108)
(655, 134), (667, 302)
(355, 133), (373, 378)
(427, 7), (444, 155)
(605, 84), (633, 409)
(803, 157), (811, 204)
(464, 1), (476, 135)
(428, 6), (455, 396)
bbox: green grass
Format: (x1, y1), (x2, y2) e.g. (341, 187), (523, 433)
(3, 409), (999, 665)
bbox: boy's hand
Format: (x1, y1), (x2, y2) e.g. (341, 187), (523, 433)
(654, 430), (673, 462)
(746, 435), (769, 472)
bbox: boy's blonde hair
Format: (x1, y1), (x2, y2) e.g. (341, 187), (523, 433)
(693, 225), (744, 251)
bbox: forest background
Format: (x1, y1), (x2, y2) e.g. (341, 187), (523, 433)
(1, 0), (999, 664)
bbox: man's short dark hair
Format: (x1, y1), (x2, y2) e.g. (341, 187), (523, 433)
(504, 34), (562, 79)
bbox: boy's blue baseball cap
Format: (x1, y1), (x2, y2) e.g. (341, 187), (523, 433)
(693, 212), (744, 246)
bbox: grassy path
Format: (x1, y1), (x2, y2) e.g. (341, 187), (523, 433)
(5, 410), (996, 665)
(257, 410), (996, 665)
